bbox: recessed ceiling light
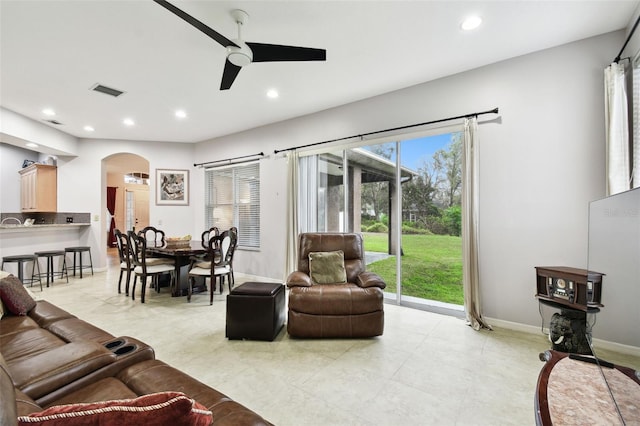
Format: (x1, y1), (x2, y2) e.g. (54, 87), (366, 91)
(84, 125), (95, 132)
(266, 89), (279, 99)
(461, 15), (482, 31)
(42, 108), (55, 116)
(26, 142), (39, 148)
(175, 110), (187, 119)
(123, 118), (135, 126)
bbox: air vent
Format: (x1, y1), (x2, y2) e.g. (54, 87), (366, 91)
(90, 83), (125, 97)
(43, 119), (63, 125)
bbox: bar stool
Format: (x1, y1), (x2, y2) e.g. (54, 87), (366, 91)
(64, 246), (94, 278)
(1, 254), (43, 290)
(34, 250), (68, 287)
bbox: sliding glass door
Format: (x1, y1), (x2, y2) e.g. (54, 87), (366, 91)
(299, 131), (463, 311)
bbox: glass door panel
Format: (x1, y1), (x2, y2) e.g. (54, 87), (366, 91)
(353, 143), (399, 302)
(301, 133), (463, 309)
(399, 133), (464, 307)
(317, 152), (345, 232)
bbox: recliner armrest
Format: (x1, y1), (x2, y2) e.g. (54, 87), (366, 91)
(357, 271), (386, 289)
(286, 271), (312, 287)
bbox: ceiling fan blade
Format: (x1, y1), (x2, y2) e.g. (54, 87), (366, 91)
(220, 60), (242, 90)
(246, 42), (326, 62)
(153, 0), (238, 48)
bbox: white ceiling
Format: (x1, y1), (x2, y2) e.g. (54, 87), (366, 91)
(1, 0), (638, 144)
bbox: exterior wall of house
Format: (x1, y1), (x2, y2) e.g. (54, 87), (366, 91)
(1, 30), (636, 348)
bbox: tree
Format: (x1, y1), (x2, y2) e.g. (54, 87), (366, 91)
(367, 142), (394, 160)
(361, 181), (388, 220)
(432, 133), (462, 207)
(360, 143), (394, 221)
(402, 160), (439, 225)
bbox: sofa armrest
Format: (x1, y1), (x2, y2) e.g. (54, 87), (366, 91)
(8, 341), (116, 400)
(357, 271), (387, 289)
(1, 353), (18, 426)
(286, 271), (312, 288)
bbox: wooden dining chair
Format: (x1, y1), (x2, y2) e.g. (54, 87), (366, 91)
(187, 230), (236, 304)
(114, 229), (134, 295)
(136, 226), (174, 266)
(190, 226), (220, 266)
(201, 227), (220, 249)
(225, 227), (239, 290)
(128, 231), (175, 303)
(137, 226), (166, 248)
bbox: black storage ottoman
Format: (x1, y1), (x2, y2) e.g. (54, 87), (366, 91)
(226, 282), (285, 341)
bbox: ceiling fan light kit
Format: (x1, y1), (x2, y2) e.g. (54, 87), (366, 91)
(227, 43), (253, 67)
(153, 0), (326, 90)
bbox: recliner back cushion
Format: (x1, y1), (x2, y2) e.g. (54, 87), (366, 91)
(298, 233), (365, 282)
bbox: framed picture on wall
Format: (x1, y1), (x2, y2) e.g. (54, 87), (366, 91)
(156, 169), (189, 206)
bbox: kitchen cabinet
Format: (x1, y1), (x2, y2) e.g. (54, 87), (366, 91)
(19, 164), (57, 212)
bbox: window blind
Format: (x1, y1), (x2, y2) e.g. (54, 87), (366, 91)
(205, 162), (260, 248)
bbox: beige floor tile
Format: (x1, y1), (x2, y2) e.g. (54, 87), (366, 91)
(25, 255), (639, 426)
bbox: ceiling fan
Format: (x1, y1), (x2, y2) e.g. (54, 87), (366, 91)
(153, 0), (327, 90)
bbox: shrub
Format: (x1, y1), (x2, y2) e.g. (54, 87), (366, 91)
(443, 205), (461, 236)
(402, 224), (432, 235)
(366, 222), (388, 233)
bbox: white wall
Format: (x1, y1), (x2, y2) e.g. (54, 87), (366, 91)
(195, 31), (624, 341)
(55, 139), (196, 268)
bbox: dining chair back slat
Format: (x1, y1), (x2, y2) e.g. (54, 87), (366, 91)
(137, 226), (166, 248)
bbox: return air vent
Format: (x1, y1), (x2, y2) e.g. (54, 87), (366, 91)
(43, 119), (63, 125)
(90, 83), (125, 97)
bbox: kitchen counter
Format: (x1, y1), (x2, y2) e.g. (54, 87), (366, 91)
(0, 223), (91, 233)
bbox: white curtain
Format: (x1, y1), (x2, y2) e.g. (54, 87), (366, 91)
(604, 62), (630, 195)
(462, 117), (491, 331)
(633, 65), (639, 188)
(298, 155), (318, 233)
(284, 151), (299, 280)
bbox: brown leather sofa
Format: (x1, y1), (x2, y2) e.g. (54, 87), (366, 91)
(286, 233), (386, 338)
(0, 297), (271, 425)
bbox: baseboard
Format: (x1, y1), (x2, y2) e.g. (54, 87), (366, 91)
(485, 316), (640, 357)
(234, 272), (282, 284)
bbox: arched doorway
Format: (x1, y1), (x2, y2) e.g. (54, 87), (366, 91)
(104, 153), (150, 247)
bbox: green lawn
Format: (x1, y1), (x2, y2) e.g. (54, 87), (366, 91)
(362, 232), (464, 305)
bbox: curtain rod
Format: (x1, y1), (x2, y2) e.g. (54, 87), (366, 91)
(614, 14), (640, 63)
(194, 152), (264, 167)
(273, 107), (499, 154)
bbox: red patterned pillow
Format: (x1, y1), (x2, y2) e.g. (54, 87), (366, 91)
(17, 391), (213, 426)
(0, 275), (36, 315)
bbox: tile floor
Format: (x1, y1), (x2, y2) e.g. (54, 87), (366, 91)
(26, 252), (639, 426)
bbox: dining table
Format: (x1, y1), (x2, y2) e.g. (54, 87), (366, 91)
(146, 240), (206, 297)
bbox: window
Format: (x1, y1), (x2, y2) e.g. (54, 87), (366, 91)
(205, 162), (260, 249)
(124, 172), (149, 185)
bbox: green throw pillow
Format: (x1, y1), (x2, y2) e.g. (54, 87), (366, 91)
(309, 250), (347, 284)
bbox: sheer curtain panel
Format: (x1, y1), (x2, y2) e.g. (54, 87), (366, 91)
(462, 117), (491, 331)
(284, 151), (300, 280)
(604, 62), (631, 195)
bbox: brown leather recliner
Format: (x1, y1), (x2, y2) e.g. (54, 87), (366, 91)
(286, 233), (386, 338)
